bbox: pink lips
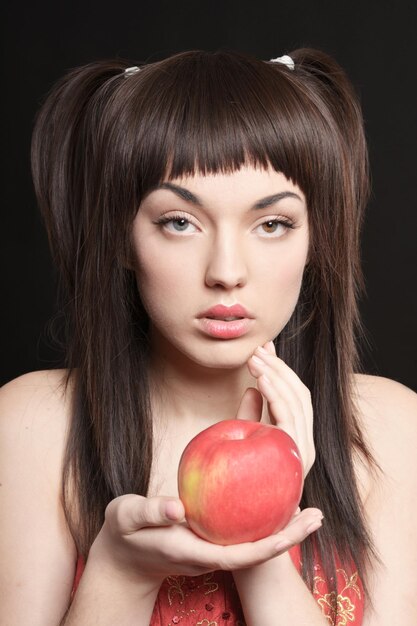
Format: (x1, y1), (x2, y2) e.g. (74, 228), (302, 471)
(197, 304), (253, 339)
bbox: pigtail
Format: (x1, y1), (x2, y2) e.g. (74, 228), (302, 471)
(32, 61), (124, 291)
(276, 48), (376, 594)
(291, 48), (370, 263)
(31, 62), (154, 557)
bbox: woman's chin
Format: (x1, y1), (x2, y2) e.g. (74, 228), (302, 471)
(149, 329), (271, 372)
(183, 344), (258, 372)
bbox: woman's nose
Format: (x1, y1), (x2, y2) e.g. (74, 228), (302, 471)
(204, 233), (248, 289)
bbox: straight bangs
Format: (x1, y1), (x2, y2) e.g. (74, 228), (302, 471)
(100, 50), (346, 215)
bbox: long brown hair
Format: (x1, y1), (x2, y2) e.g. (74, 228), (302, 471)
(31, 48), (375, 602)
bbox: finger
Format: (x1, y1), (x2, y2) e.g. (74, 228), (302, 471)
(248, 360), (305, 430)
(248, 352), (312, 426)
(253, 370), (304, 420)
(106, 494), (185, 534)
(259, 376), (314, 473)
(235, 387), (263, 422)
(191, 530), (286, 571)
(252, 348), (311, 404)
(264, 339), (276, 355)
(247, 359), (313, 479)
(133, 497), (185, 528)
(195, 509), (322, 571)
(273, 508), (323, 552)
(250, 371), (313, 475)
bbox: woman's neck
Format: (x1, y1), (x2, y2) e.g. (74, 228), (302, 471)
(148, 345), (257, 428)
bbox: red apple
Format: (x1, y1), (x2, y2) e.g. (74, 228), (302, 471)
(177, 419), (303, 545)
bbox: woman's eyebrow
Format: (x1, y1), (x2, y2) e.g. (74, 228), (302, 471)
(153, 182), (303, 209)
(154, 182), (203, 205)
(253, 191), (303, 209)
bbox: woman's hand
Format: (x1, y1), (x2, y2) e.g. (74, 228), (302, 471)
(89, 353), (319, 594)
(236, 340), (316, 478)
(90, 493), (322, 591)
(231, 342), (324, 624)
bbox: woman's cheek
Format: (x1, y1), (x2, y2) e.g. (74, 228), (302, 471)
(134, 248), (197, 320)
(258, 252), (307, 334)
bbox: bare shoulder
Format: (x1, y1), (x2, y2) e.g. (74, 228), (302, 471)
(1, 367), (72, 413)
(0, 368), (74, 469)
(352, 379), (417, 623)
(0, 370), (77, 624)
(352, 373), (417, 466)
(353, 372), (417, 415)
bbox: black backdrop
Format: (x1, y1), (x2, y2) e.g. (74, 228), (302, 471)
(2, 0), (416, 390)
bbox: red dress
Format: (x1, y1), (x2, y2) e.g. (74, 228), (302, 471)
(72, 544), (364, 625)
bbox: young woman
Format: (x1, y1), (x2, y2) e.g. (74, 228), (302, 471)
(1, 49), (416, 626)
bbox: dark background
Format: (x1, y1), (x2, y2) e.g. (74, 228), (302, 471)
(2, 0), (416, 390)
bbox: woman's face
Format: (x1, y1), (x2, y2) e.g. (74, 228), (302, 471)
(132, 165), (309, 369)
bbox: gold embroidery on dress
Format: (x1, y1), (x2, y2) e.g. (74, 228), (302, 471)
(159, 572), (244, 625)
(313, 567), (361, 625)
(202, 572), (219, 595)
(166, 575), (186, 605)
(337, 570), (362, 600)
(167, 608), (197, 625)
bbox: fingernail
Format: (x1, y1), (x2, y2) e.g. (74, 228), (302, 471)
(165, 501), (181, 520)
(251, 355), (265, 367)
(306, 519), (322, 534)
(256, 346), (268, 355)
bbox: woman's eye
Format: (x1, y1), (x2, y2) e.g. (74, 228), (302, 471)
(255, 219), (294, 237)
(167, 218), (191, 232)
(156, 215), (198, 234)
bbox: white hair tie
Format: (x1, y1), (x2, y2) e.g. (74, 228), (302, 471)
(124, 66), (140, 78)
(269, 55), (295, 71)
